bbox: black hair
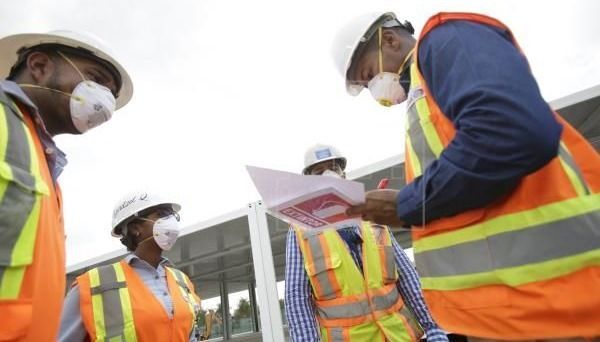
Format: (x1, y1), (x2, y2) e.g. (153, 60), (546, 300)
(119, 221), (142, 252)
(7, 44), (122, 93)
(7, 46), (61, 81)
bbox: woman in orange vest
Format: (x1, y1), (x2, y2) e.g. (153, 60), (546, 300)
(334, 11), (600, 341)
(59, 192), (201, 341)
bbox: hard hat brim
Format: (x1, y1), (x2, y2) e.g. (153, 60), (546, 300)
(0, 33), (133, 109)
(110, 202), (181, 237)
(342, 12), (398, 96)
(302, 156), (347, 175)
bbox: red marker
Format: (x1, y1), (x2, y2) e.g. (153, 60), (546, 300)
(377, 178), (389, 189)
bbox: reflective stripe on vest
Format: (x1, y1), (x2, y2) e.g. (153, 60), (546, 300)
(295, 223), (424, 340)
(0, 99), (49, 299)
(405, 70), (444, 178)
(302, 230), (341, 300)
(405, 12), (600, 339)
(166, 267), (200, 331)
(88, 263), (137, 342)
(406, 31), (600, 292)
(558, 142), (591, 196)
(415, 194), (600, 290)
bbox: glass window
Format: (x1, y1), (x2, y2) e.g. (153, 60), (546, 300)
(277, 281), (287, 325)
(196, 281), (223, 340)
(229, 289), (254, 335)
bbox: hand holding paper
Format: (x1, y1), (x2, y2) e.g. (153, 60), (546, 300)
(346, 189), (406, 227)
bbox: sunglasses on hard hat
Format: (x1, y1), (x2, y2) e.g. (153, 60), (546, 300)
(136, 206), (180, 222)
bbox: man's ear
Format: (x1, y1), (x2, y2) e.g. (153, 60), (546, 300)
(127, 221), (141, 237)
(25, 51), (56, 84)
(381, 29), (402, 51)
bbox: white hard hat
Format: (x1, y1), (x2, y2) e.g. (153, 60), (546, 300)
(111, 192), (181, 237)
(0, 30), (133, 109)
(303, 144), (347, 175)
(332, 12), (409, 96)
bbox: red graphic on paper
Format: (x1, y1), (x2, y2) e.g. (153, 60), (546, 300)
(278, 193), (353, 228)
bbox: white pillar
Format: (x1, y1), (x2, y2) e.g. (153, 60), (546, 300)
(247, 201), (285, 342)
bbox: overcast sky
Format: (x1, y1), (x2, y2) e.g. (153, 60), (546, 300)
(1, 0), (599, 265)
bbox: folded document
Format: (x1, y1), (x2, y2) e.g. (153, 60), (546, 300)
(246, 165), (365, 229)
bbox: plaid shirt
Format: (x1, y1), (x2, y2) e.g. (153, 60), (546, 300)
(284, 225), (448, 342)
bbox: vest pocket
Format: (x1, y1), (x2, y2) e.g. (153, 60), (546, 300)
(0, 299), (33, 339)
(0, 163), (48, 269)
(306, 255), (342, 299)
(379, 246), (398, 284)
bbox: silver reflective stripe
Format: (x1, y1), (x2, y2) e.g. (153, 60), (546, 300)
(399, 305), (424, 339)
(90, 281), (126, 295)
(0, 103), (35, 267)
(316, 297), (370, 319)
(406, 93), (437, 172)
(382, 246), (396, 282)
(372, 286), (399, 311)
(328, 327), (345, 342)
(317, 287), (399, 319)
(306, 234), (336, 299)
(406, 87), (424, 127)
(170, 268), (191, 293)
(93, 265), (127, 339)
(559, 145), (590, 195)
(3, 104), (35, 190)
(416, 210), (600, 277)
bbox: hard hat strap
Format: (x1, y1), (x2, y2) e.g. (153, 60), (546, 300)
(57, 51), (87, 82)
(376, 27), (414, 75)
(18, 83), (82, 102)
(378, 27), (384, 74)
(397, 47), (415, 74)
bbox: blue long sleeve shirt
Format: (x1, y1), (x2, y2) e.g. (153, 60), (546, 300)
(397, 20), (563, 225)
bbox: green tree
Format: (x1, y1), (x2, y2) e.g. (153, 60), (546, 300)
(233, 298), (252, 319)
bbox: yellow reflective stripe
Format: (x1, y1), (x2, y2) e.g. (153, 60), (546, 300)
(0, 105), (9, 186)
(410, 63), (422, 87)
(167, 268), (197, 328)
(9, 195), (41, 267)
(391, 311), (419, 341)
(361, 222), (384, 288)
(11, 101), (48, 196)
(421, 248), (600, 290)
(0, 102), (44, 299)
(405, 134), (422, 177)
(113, 263), (136, 342)
(0, 266), (26, 298)
(414, 98), (444, 157)
(414, 194), (600, 253)
(559, 158), (586, 196)
(409, 63), (444, 157)
(558, 142), (589, 197)
(89, 268), (107, 340)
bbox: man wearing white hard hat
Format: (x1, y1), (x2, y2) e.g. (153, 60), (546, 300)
(0, 30), (133, 340)
(284, 144), (447, 342)
(334, 12), (600, 341)
(59, 192), (201, 341)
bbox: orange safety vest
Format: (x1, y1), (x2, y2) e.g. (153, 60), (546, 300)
(294, 222), (423, 342)
(0, 92), (65, 341)
(405, 12), (600, 339)
(77, 260), (201, 342)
